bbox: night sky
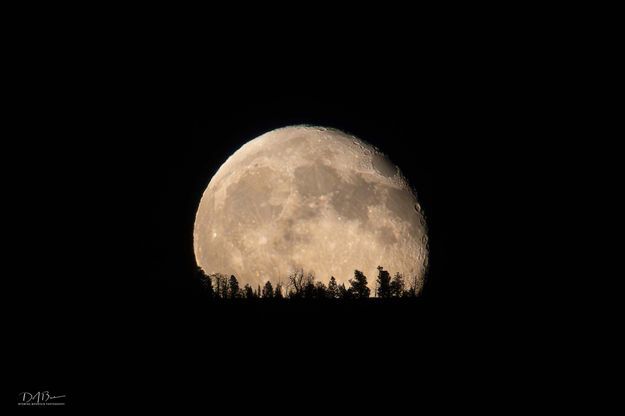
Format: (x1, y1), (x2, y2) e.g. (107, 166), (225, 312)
(9, 38), (539, 410)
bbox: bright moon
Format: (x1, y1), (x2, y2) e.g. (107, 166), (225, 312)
(194, 126), (428, 291)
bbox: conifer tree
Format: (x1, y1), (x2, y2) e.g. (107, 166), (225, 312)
(327, 276), (339, 299)
(390, 272), (405, 298)
(228, 275), (240, 299)
(376, 266), (391, 298)
(349, 270), (370, 299)
(262, 281), (274, 298)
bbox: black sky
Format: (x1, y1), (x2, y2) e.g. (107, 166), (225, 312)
(8, 29), (545, 410)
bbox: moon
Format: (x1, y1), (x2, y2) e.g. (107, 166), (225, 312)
(193, 125), (428, 293)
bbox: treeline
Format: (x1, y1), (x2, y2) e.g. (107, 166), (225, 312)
(197, 266), (423, 300)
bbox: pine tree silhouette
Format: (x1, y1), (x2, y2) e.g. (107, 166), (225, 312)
(338, 283), (351, 299)
(228, 275), (240, 299)
(314, 281), (327, 299)
(304, 279), (316, 299)
(349, 270), (370, 299)
(211, 273), (229, 299)
(243, 284), (254, 299)
(274, 283), (284, 299)
(376, 266), (391, 298)
(390, 272), (405, 298)
(262, 281), (274, 298)
(327, 276), (339, 299)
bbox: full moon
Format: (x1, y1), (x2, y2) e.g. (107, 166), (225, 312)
(194, 126), (428, 292)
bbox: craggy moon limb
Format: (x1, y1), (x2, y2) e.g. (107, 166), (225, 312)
(194, 126), (428, 292)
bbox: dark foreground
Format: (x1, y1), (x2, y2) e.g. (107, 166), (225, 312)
(13, 289), (528, 411)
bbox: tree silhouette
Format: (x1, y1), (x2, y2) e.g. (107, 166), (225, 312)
(349, 270), (370, 299)
(198, 267), (422, 301)
(262, 281), (274, 298)
(390, 272), (405, 298)
(243, 284), (254, 299)
(327, 276), (339, 299)
(203, 276), (215, 299)
(304, 279), (316, 299)
(274, 283), (284, 299)
(196, 267), (215, 298)
(338, 283), (351, 299)
(287, 269), (305, 298)
(405, 274), (423, 298)
(376, 266), (391, 298)
(228, 275), (240, 299)
(211, 273), (229, 299)
(314, 281), (327, 299)
(287, 269), (315, 299)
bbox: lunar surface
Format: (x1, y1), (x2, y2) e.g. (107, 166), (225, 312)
(193, 126), (428, 293)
